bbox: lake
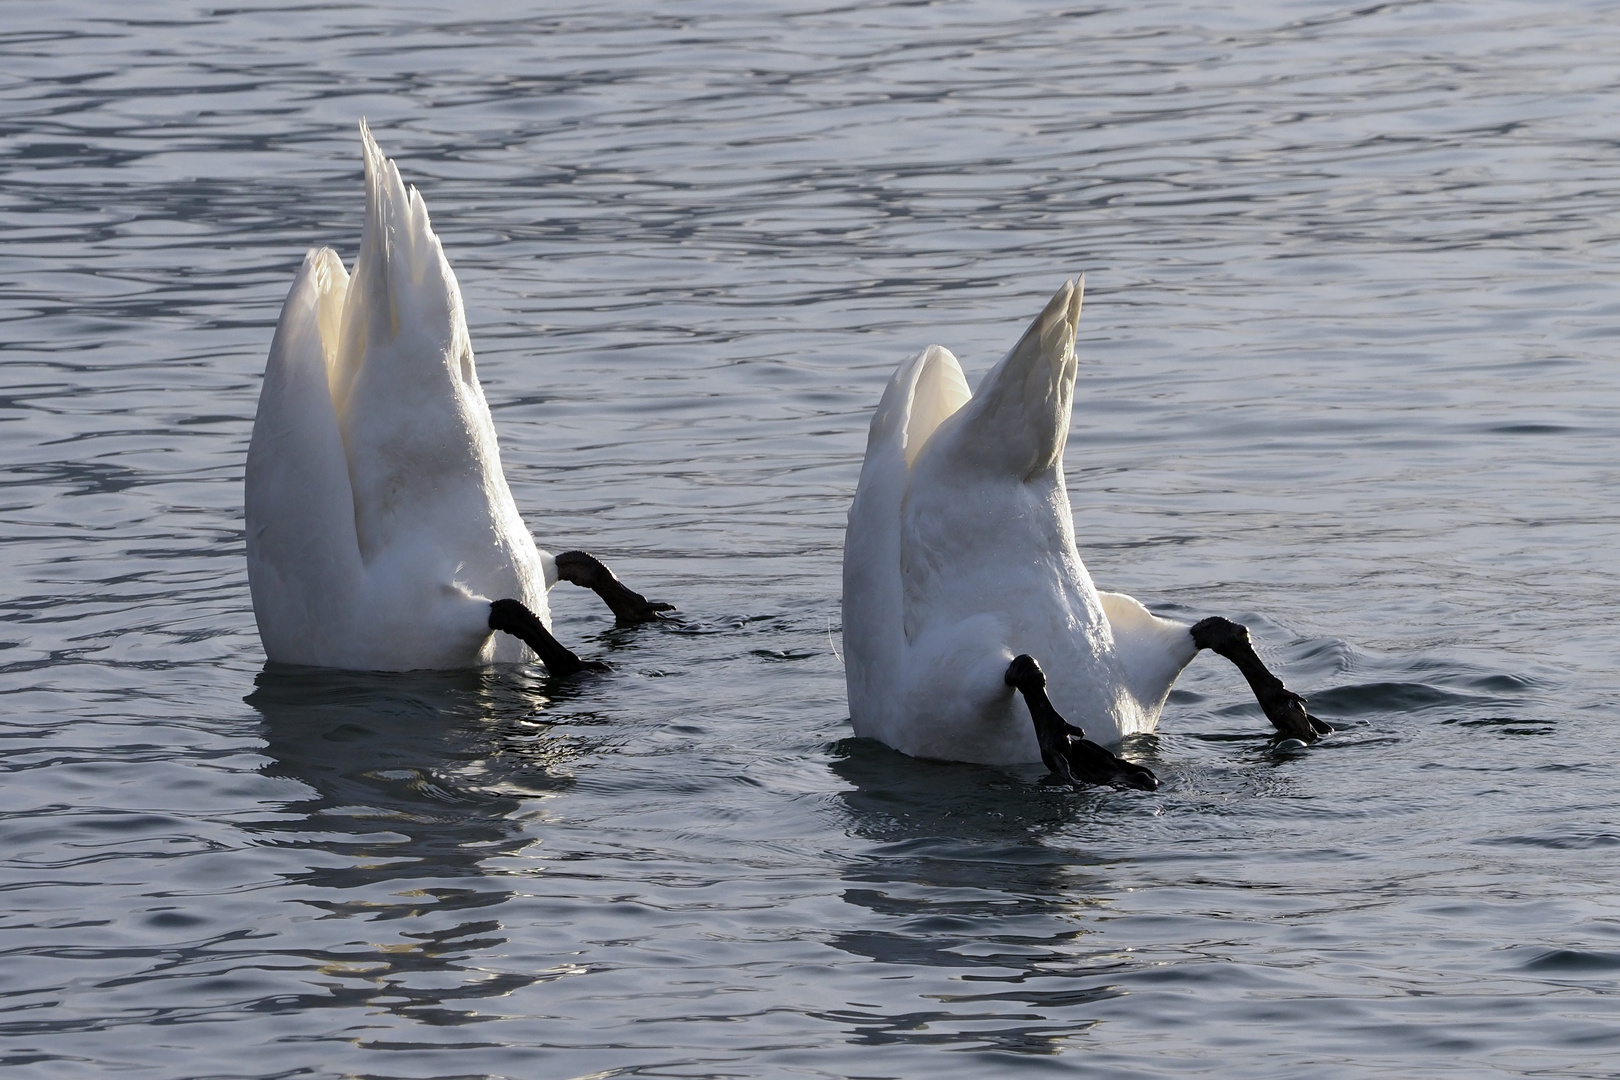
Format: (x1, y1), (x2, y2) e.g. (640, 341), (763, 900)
(3, 2), (1619, 1077)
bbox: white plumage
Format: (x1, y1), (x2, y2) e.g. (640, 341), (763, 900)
(843, 279), (1204, 765)
(246, 124), (558, 671)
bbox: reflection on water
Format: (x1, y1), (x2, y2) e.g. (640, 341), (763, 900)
(247, 664), (581, 817)
(824, 742), (1143, 1054)
(244, 666), (580, 1026)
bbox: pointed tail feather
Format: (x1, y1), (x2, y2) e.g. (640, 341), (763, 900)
(332, 120), (470, 422)
(917, 277), (1083, 481)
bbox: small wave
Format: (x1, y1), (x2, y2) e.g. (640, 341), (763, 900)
(1479, 829), (1620, 851)
(1307, 681), (1490, 714)
(1517, 948), (1620, 974)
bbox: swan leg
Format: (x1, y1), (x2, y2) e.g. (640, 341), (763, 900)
(554, 551), (675, 624)
(1190, 617), (1331, 742)
(1004, 655), (1158, 791)
(488, 599), (610, 677)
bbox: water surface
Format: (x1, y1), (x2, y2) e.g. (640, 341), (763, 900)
(3, 2), (1620, 1077)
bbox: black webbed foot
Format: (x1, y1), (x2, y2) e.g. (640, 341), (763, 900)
(1004, 654), (1159, 791)
(489, 598), (611, 677)
(1190, 616), (1330, 742)
(554, 551), (676, 625)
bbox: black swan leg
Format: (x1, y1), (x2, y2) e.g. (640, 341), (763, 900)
(489, 598), (610, 677)
(1004, 654), (1158, 791)
(1190, 617), (1331, 742)
(554, 551), (675, 624)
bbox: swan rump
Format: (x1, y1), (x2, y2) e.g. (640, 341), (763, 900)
(246, 124), (552, 670)
(843, 279), (1198, 764)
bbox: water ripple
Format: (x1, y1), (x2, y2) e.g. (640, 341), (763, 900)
(2, 1), (1620, 1077)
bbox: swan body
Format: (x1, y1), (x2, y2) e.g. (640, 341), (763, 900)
(843, 279), (1201, 764)
(246, 125), (555, 671)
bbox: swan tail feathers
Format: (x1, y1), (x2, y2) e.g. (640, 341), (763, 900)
(334, 125), (547, 632)
(924, 277), (1083, 481)
(246, 247), (363, 663)
(335, 121), (473, 420)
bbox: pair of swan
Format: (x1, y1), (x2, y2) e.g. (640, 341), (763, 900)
(246, 127), (1325, 791)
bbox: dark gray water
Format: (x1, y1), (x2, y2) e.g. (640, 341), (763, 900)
(4, 2), (1620, 1076)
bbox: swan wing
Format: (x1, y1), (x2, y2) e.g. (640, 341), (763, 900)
(246, 247), (363, 665)
(843, 345), (969, 741)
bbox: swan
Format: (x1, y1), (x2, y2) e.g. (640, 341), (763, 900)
(245, 123), (669, 674)
(842, 278), (1327, 790)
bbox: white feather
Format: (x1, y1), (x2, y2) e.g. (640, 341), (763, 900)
(246, 123), (552, 671)
(843, 278), (1198, 761)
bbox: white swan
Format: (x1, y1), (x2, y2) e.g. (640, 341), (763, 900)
(246, 124), (668, 673)
(842, 279), (1325, 789)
